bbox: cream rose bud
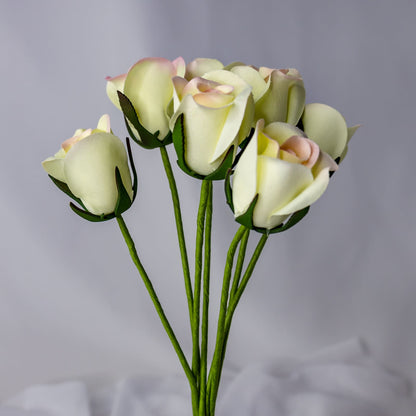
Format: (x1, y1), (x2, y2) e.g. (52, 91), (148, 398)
(229, 65), (305, 126)
(106, 56), (186, 140)
(231, 119), (338, 230)
(42, 115), (133, 216)
(301, 103), (360, 161)
(170, 69), (254, 177)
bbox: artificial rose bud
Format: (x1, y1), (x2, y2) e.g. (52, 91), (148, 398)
(170, 69), (254, 177)
(230, 119), (338, 230)
(301, 103), (360, 161)
(185, 58), (224, 80)
(229, 65), (305, 126)
(106, 57), (186, 140)
(42, 115), (134, 216)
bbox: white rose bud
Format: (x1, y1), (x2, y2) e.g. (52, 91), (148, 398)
(229, 65), (305, 126)
(106, 57), (186, 141)
(170, 69), (254, 177)
(231, 119), (338, 230)
(42, 115), (133, 216)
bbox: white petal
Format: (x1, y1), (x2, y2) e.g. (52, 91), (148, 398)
(42, 156), (66, 182)
(172, 56), (186, 77)
(339, 124), (361, 162)
(263, 122), (305, 145)
(105, 74), (126, 111)
(255, 69), (305, 125)
(185, 58), (224, 79)
(230, 65), (268, 101)
(232, 125), (260, 216)
(271, 166), (330, 216)
(124, 58), (175, 139)
(64, 132), (132, 215)
(96, 114), (111, 133)
(211, 86), (252, 163)
(302, 103), (348, 159)
(347, 124), (360, 142)
(203, 69), (250, 96)
(254, 156), (313, 229)
(173, 95), (229, 175)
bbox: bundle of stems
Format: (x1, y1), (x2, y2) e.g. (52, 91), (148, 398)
(116, 146), (268, 416)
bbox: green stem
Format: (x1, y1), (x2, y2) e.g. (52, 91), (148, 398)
(210, 227), (250, 395)
(159, 146), (194, 321)
(230, 228), (250, 299)
(208, 225), (247, 414)
(116, 215), (197, 396)
(225, 233), (268, 343)
(199, 181), (213, 416)
(193, 180), (210, 393)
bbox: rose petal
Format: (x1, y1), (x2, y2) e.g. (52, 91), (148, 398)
(172, 56), (186, 77)
(124, 57), (175, 139)
(185, 58), (224, 79)
(42, 155), (66, 182)
(339, 124), (361, 162)
(106, 73), (127, 110)
(193, 91), (235, 108)
(255, 69), (305, 125)
(254, 156), (314, 229)
(271, 166), (330, 217)
(171, 95), (229, 175)
(210, 86), (253, 163)
(230, 65), (268, 101)
(232, 124), (259, 217)
(263, 122), (306, 146)
(96, 114), (111, 133)
(302, 103), (348, 159)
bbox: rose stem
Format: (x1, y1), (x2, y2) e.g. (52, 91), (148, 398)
(116, 215), (197, 400)
(207, 225), (246, 414)
(159, 146), (194, 322)
(193, 179), (210, 402)
(199, 180), (213, 416)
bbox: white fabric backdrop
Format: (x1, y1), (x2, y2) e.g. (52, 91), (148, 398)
(1, 0), (416, 404)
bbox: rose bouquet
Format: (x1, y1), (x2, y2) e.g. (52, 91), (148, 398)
(42, 57), (358, 416)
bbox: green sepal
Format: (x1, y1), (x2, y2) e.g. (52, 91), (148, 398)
(235, 194), (259, 229)
(205, 146), (235, 181)
(48, 175), (86, 210)
(172, 114), (205, 179)
(235, 195), (310, 235)
(125, 137), (138, 202)
(172, 114), (236, 181)
(329, 157), (340, 178)
(114, 166), (133, 216)
(69, 202), (115, 222)
(238, 128), (255, 152)
(117, 91), (172, 149)
(224, 168), (234, 212)
(268, 206), (310, 234)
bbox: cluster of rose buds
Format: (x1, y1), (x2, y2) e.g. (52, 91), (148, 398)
(43, 57), (358, 232)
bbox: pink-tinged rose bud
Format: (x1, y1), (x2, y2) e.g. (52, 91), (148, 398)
(42, 115), (133, 215)
(230, 119), (337, 230)
(170, 70), (254, 177)
(106, 57), (186, 140)
(229, 65), (305, 126)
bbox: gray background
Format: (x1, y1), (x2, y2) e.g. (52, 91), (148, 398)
(1, 0), (415, 400)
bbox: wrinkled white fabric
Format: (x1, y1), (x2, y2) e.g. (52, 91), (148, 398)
(2, 340), (415, 416)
